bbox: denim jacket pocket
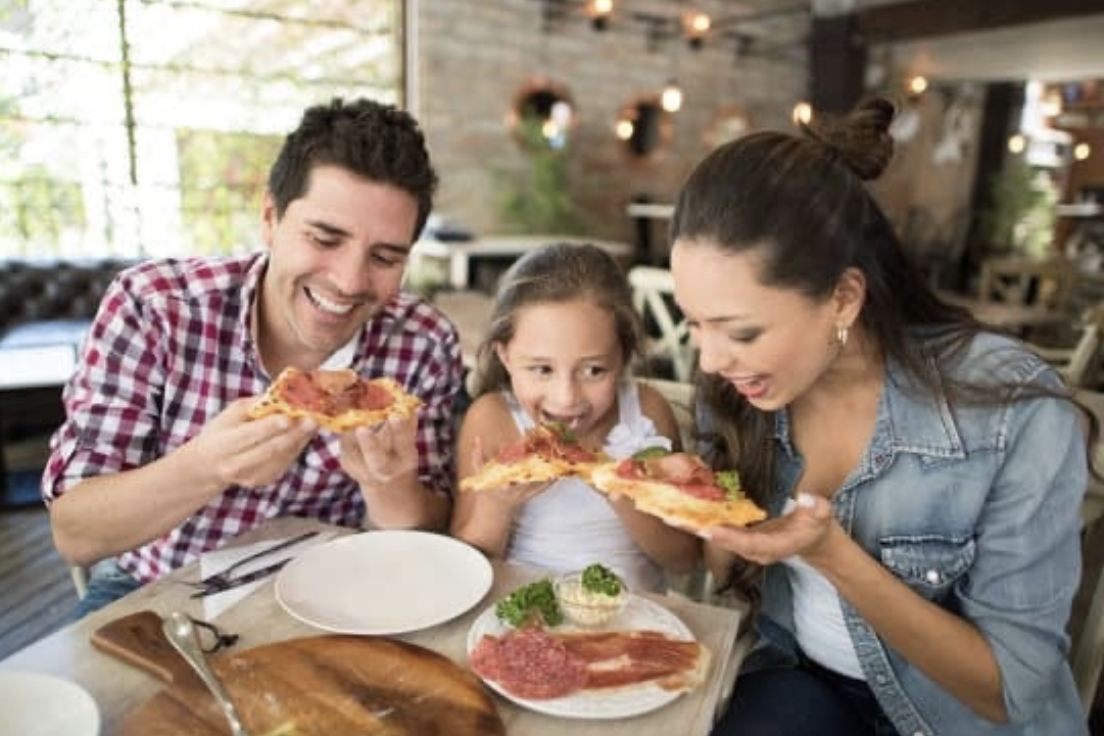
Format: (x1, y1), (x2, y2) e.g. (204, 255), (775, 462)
(878, 534), (976, 601)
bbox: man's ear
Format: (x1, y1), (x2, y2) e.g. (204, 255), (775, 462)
(833, 267), (867, 326)
(261, 191), (278, 249)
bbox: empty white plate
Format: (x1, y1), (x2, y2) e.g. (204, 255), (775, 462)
(0, 671), (99, 736)
(275, 530), (493, 635)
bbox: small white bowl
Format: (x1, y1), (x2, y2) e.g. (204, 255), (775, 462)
(554, 572), (628, 627)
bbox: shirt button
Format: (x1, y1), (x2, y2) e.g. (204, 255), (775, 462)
(925, 570), (941, 584)
(875, 674), (888, 685)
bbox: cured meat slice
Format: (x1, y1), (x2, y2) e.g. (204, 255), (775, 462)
(470, 627), (709, 700)
(470, 627), (588, 699)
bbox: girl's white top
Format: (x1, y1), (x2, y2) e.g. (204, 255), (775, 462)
(503, 380), (671, 592)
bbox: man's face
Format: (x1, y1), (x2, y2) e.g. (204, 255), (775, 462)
(258, 164), (419, 369)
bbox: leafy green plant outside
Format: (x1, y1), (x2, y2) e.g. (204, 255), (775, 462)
(977, 154), (1058, 260)
(499, 120), (587, 235)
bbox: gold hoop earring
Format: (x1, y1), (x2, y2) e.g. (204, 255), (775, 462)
(836, 324), (849, 348)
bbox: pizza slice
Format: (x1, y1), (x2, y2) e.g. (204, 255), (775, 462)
(459, 423), (608, 493)
(591, 449), (766, 531)
(248, 366), (422, 432)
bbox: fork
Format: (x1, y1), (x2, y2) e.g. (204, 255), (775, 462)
(188, 530), (319, 592)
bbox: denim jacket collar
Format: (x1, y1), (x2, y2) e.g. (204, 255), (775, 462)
(773, 353), (967, 494)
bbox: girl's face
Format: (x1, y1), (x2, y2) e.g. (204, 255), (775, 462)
(496, 299), (625, 440)
(671, 241), (857, 411)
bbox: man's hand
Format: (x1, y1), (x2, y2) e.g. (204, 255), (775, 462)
(338, 414), (420, 490)
(186, 398), (317, 493)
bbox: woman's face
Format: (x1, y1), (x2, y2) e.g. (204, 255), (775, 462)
(671, 240), (850, 411)
(496, 299), (624, 441)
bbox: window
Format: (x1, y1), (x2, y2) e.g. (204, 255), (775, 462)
(0, 0), (402, 258)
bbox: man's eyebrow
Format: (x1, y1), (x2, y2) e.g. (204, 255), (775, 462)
(305, 219), (350, 238)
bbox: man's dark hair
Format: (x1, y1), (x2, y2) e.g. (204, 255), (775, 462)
(267, 97), (437, 240)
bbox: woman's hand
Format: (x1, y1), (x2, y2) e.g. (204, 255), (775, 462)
(704, 492), (838, 566)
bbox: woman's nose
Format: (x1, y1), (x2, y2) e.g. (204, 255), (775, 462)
(697, 333), (731, 375)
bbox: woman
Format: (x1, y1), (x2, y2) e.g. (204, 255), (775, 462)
(669, 98), (1089, 735)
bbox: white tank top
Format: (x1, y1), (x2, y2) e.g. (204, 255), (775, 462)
(503, 381), (671, 592)
(778, 502), (865, 679)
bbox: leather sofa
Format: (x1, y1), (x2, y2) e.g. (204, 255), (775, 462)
(0, 257), (137, 505)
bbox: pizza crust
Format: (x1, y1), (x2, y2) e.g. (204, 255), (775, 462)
(459, 453), (601, 493)
(248, 368), (422, 432)
(590, 463), (767, 531)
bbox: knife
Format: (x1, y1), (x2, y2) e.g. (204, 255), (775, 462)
(190, 558), (292, 598)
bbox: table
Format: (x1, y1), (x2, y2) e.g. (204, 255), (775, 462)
(415, 235), (635, 291)
(0, 517), (743, 736)
(936, 290), (1070, 331)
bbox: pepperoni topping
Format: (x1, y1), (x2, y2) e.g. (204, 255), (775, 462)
(494, 425), (597, 466)
(277, 369), (394, 416)
(619, 453), (726, 500)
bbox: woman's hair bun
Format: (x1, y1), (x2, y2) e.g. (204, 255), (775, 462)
(803, 97), (896, 181)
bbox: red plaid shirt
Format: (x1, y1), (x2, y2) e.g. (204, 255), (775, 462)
(44, 253), (463, 583)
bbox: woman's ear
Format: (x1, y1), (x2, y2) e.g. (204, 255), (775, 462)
(833, 267), (866, 326)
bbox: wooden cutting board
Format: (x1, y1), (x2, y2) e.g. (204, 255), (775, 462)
(92, 611), (505, 736)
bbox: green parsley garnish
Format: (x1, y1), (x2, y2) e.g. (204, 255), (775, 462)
(581, 563), (623, 597)
(543, 420), (576, 443)
(495, 579), (564, 627)
(631, 446), (671, 461)
(715, 470), (742, 501)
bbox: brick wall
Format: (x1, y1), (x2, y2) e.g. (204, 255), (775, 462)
(412, 0), (808, 250)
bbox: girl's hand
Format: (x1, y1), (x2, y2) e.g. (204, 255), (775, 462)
(703, 493), (836, 566)
(469, 436), (550, 511)
(338, 414), (420, 489)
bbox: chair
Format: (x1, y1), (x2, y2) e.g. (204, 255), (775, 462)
(978, 256), (1078, 311)
(1071, 389), (1104, 711)
(1030, 302), (1104, 389)
(629, 266), (695, 382)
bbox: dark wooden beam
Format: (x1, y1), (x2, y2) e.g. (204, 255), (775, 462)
(857, 0), (1104, 43)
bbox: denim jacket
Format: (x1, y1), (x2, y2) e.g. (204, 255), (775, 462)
(728, 332), (1089, 736)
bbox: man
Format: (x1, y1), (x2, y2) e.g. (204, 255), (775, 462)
(43, 98), (463, 616)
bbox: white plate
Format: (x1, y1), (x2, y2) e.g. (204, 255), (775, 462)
(466, 594), (695, 719)
(276, 530), (493, 635)
(0, 671), (100, 736)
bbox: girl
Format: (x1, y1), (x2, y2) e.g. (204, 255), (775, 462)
(451, 244), (699, 591)
(669, 99), (1090, 735)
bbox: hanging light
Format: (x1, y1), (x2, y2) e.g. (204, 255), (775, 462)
(587, 0), (613, 31)
(1074, 142), (1092, 161)
(683, 11), (711, 49)
(792, 101), (813, 126)
(661, 80), (683, 113)
(615, 119), (634, 140)
(1008, 134), (1026, 154)
(907, 75), (928, 96)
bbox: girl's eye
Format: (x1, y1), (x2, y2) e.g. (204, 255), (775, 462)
(527, 365), (553, 377)
(581, 365), (608, 379)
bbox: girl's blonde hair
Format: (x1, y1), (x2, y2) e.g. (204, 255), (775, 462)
(472, 243), (643, 397)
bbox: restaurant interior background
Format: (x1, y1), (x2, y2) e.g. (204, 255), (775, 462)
(3, 0), (1104, 727)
